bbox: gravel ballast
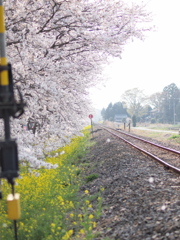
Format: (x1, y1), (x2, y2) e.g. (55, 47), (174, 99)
(82, 127), (180, 240)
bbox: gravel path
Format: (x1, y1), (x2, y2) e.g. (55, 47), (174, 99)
(82, 127), (180, 240)
(133, 127), (178, 134)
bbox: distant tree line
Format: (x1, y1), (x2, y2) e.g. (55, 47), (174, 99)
(101, 102), (128, 121)
(101, 83), (180, 124)
(150, 83), (180, 124)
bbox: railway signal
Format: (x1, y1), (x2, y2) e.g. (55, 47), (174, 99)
(0, 1), (25, 239)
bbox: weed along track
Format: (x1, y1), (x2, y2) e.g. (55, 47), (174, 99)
(0, 129), (103, 240)
(85, 126), (180, 240)
(99, 125), (180, 174)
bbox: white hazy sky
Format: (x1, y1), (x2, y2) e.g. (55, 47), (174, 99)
(89, 0), (180, 109)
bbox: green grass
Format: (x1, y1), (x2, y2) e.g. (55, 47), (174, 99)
(0, 127), (103, 240)
(168, 134), (180, 143)
(85, 173), (99, 183)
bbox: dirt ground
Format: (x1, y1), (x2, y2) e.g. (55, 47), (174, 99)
(82, 126), (180, 240)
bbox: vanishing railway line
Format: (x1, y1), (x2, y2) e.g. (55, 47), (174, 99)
(98, 125), (180, 174)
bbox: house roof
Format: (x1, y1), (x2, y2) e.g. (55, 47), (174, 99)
(114, 114), (128, 118)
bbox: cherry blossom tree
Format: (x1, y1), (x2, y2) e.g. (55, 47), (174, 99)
(121, 88), (147, 118)
(2, 0), (152, 168)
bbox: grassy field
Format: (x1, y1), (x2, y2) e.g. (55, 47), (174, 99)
(132, 128), (180, 144)
(131, 123), (180, 145)
(136, 123), (180, 131)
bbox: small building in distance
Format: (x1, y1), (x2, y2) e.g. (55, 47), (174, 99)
(114, 114), (128, 123)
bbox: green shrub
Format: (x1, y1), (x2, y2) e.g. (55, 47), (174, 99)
(85, 173), (99, 183)
(151, 118), (156, 123)
(169, 134), (180, 139)
(168, 134), (180, 144)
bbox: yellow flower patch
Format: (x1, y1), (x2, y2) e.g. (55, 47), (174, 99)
(0, 127), (101, 239)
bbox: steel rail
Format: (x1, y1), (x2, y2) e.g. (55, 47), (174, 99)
(108, 126), (180, 155)
(100, 125), (180, 174)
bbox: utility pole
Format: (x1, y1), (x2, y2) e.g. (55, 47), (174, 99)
(0, 1), (25, 239)
(173, 98), (180, 125)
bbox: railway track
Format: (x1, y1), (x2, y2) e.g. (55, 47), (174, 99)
(98, 125), (180, 174)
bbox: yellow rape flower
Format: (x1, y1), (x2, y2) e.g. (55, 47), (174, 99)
(85, 200), (90, 204)
(68, 229), (73, 235)
(78, 214), (83, 219)
(62, 229), (73, 240)
(57, 196), (64, 202)
(68, 201), (74, 208)
(89, 214), (94, 219)
(19, 222), (24, 227)
(93, 222), (97, 228)
(79, 229), (85, 234)
(51, 223), (55, 228)
(84, 190), (89, 194)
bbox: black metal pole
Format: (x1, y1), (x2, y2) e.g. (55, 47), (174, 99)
(128, 122), (130, 132)
(11, 183), (18, 240)
(4, 110), (11, 140)
(91, 119), (93, 133)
